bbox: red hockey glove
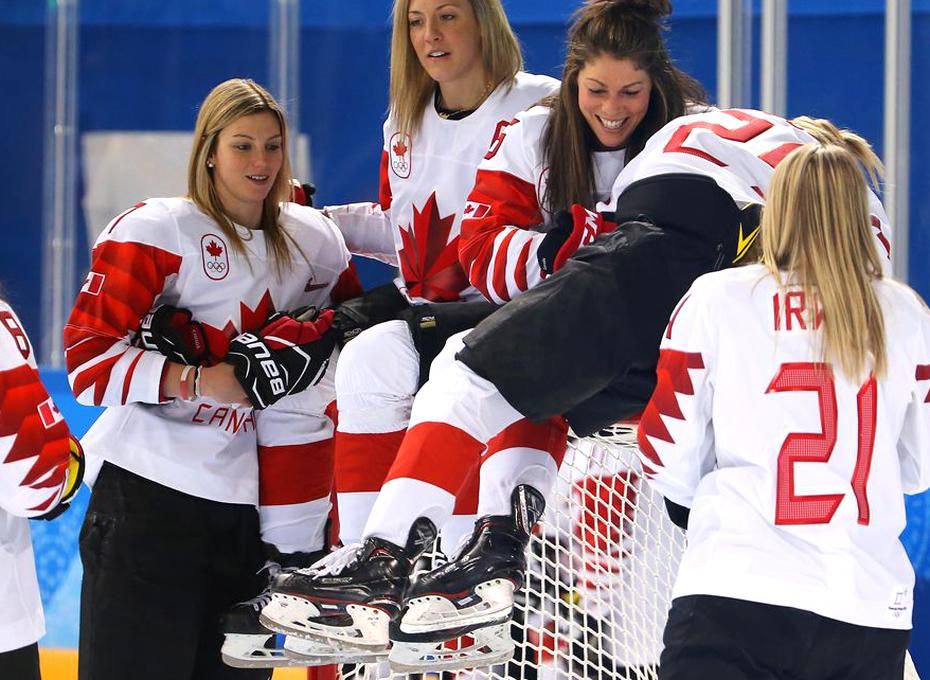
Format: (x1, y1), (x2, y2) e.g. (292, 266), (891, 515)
(290, 180), (317, 207)
(135, 304), (211, 365)
(39, 436), (85, 521)
(537, 204), (618, 275)
(226, 308), (336, 410)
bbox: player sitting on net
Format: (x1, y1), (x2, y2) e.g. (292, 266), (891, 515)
(258, 110), (893, 673)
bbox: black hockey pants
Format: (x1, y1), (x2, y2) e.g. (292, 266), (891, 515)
(78, 462), (269, 680)
(660, 595), (910, 680)
(0, 642), (40, 680)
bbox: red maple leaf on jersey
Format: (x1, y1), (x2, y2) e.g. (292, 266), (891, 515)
(206, 240), (224, 258)
(202, 290), (277, 361)
(392, 139), (408, 157)
(398, 193), (469, 301)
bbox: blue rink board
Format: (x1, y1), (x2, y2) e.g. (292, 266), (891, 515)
(30, 370), (930, 673)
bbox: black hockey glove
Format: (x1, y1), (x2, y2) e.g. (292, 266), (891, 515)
(399, 299), (498, 387)
(134, 304), (211, 365)
(331, 282), (409, 345)
(537, 204), (618, 275)
(290, 180), (317, 207)
(226, 308), (337, 410)
(39, 436), (85, 521)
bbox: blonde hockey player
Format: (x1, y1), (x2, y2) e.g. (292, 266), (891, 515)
(319, 0), (559, 563)
(65, 78), (356, 680)
(639, 142), (923, 680)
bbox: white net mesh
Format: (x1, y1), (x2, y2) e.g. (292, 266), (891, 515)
(337, 424), (687, 680)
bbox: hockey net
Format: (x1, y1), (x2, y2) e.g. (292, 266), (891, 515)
(339, 424), (686, 680)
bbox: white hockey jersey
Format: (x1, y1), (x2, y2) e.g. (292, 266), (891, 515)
(325, 72), (559, 303)
(602, 108), (893, 272)
(459, 105), (626, 304)
(64, 198), (355, 504)
(0, 302), (73, 651)
(637, 265), (930, 629)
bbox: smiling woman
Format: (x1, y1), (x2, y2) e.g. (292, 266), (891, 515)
(62, 78), (361, 680)
(577, 55), (652, 149)
(208, 111), (284, 228)
(257, 1), (710, 676)
(311, 0), (558, 601)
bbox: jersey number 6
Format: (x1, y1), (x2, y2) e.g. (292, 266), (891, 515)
(766, 362), (876, 527)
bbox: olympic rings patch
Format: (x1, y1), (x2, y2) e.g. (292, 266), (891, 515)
(202, 233), (230, 281)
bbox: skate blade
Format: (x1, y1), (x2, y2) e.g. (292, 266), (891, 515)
(388, 623), (514, 673)
(399, 578), (515, 635)
(284, 636), (389, 666)
(261, 594), (391, 650)
(221, 633), (306, 668)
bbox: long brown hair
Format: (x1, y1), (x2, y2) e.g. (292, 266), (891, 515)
(542, 0), (706, 213)
(762, 143), (886, 379)
(187, 78), (296, 274)
(389, 0), (523, 136)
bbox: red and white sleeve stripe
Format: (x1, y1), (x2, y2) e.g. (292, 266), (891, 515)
(459, 168), (548, 304)
(0, 304), (72, 517)
(64, 236), (181, 407)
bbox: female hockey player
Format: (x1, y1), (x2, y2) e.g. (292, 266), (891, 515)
(325, 0), (701, 553)
(262, 109), (895, 673)
(639, 142), (924, 680)
(0, 297), (83, 680)
(64, 78), (356, 680)
(320, 0), (558, 554)
(262, 0), (713, 671)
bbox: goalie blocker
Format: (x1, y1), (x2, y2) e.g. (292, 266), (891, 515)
(456, 173), (759, 437)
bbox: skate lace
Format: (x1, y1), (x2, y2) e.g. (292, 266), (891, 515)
(243, 561), (283, 612)
(449, 532), (474, 561)
(296, 542), (363, 577)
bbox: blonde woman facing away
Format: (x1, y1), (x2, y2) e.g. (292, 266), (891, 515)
(638, 143), (928, 679)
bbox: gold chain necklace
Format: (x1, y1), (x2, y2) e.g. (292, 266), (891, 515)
(436, 81), (494, 119)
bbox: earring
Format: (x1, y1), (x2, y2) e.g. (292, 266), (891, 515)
(206, 160), (215, 169)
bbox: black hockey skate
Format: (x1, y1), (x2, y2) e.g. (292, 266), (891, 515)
(260, 518), (437, 652)
(220, 547), (329, 668)
(388, 485), (545, 672)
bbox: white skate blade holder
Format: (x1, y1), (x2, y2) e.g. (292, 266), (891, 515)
(221, 632), (307, 669)
(260, 593), (391, 649)
(389, 622), (514, 673)
(283, 636), (389, 666)
(400, 578), (516, 635)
